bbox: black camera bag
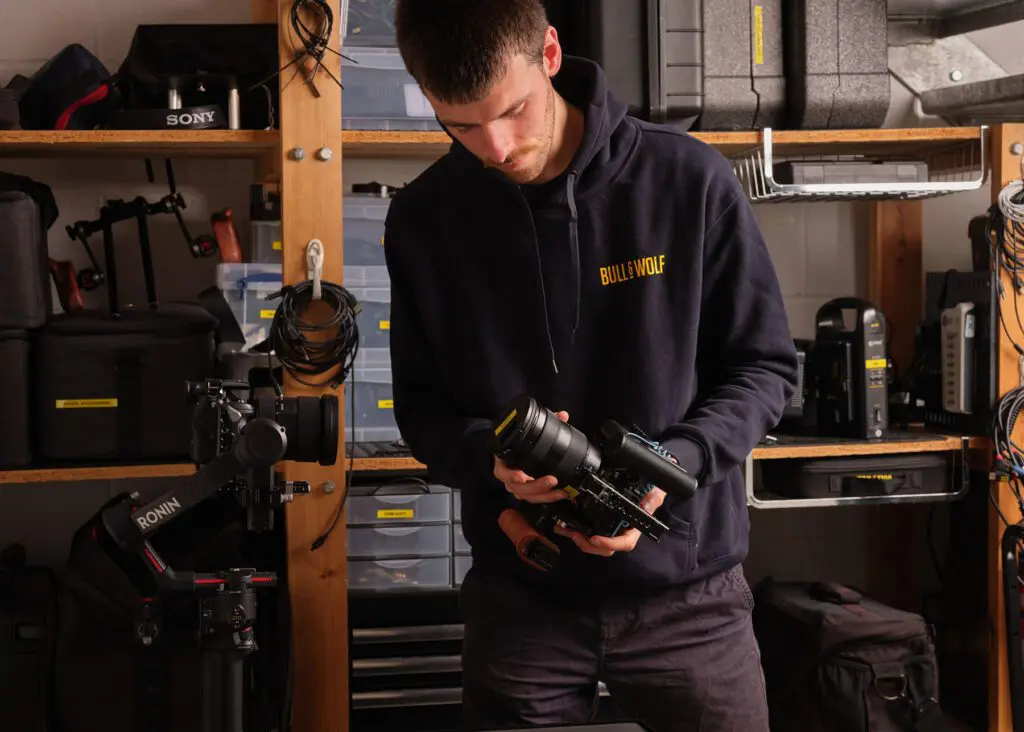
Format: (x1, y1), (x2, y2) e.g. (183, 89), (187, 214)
(14, 43), (119, 130)
(32, 191), (217, 463)
(752, 578), (956, 732)
(0, 544), (58, 732)
(0, 172), (59, 329)
(0, 330), (32, 468)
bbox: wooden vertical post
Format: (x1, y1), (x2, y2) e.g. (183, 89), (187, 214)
(273, 1), (349, 731)
(990, 122), (1024, 732)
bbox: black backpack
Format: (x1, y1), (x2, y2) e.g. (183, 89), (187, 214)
(752, 578), (956, 732)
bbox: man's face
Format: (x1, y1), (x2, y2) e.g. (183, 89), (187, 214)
(425, 29), (561, 184)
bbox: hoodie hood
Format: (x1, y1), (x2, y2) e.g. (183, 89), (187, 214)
(443, 55), (633, 373)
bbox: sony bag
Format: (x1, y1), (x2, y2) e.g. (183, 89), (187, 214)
(752, 579), (956, 732)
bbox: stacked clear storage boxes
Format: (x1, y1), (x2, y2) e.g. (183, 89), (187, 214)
(240, 194), (402, 445)
(453, 489), (471, 586)
(340, 0), (440, 131)
(347, 481), (454, 592)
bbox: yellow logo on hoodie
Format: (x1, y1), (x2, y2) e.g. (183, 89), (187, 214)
(599, 254), (666, 286)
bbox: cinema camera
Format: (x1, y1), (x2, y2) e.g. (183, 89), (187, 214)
(100, 378), (339, 732)
(488, 395), (699, 571)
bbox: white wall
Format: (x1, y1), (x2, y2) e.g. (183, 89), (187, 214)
(0, 0), (1005, 611)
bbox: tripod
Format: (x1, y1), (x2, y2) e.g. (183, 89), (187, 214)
(198, 568), (276, 732)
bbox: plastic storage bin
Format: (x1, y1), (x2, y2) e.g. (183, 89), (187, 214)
(341, 47), (441, 131)
(215, 263), (282, 350)
(349, 287), (391, 353)
(348, 482), (453, 526)
(348, 525), (452, 559)
(343, 195), (390, 286)
(454, 555), (472, 587)
(348, 557), (452, 592)
(346, 366), (400, 443)
(250, 220), (282, 264)
(343, 0), (397, 47)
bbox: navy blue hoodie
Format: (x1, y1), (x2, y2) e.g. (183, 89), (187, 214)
(383, 55), (798, 594)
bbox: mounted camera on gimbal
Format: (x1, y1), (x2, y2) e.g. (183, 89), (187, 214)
(99, 377), (339, 732)
(487, 395), (699, 572)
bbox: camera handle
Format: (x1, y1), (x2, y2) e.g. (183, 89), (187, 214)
(101, 417), (290, 732)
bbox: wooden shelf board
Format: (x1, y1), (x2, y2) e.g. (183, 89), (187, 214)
(338, 126), (984, 161)
(753, 432), (990, 460)
(350, 456), (428, 473)
(0, 462), (195, 485)
(0, 130), (280, 158)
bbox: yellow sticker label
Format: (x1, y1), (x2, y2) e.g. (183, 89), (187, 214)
(378, 399), (394, 409)
(377, 509), (413, 519)
(380, 235), (385, 247)
(260, 309), (276, 319)
(865, 359), (887, 370)
(855, 474), (893, 481)
(753, 5), (764, 65)
(494, 408), (518, 435)
(379, 320), (390, 330)
(272, 240), (282, 251)
(565, 485), (579, 499)
(55, 398), (118, 409)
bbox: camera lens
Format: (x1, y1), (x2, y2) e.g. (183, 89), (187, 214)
(487, 395), (600, 484)
(254, 394), (339, 466)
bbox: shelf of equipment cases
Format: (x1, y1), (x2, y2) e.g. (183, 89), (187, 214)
(0, 434), (989, 484)
(2, 127), (980, 166)
(747, 433), (990, 510)
(0, 457), (420, 484)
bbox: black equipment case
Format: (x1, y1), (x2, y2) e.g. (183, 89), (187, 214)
(0, 330), (32, 468)
(33, 194), (217, 462)
(0, 544), (58, 732)
(759, 453), (954, 499)
(782, 0), (891, 129)
(0, 172), (58, 329)
(752, 579), (953, 732)
(565, 0), (785, 131)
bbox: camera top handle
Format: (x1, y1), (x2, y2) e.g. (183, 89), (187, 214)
(599, 420), (699, 502)
(100, 414), (288, 592)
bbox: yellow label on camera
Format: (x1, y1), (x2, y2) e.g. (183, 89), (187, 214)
(377, 509), (414, 519)
(378, 399), (394, 409)
(565, 485), (579, 499)
(865, 359), (887, 369)
(272, 240), (282, 251)
(495, 409), (518, 435)
(55, 398), (117, 409)
(379, 320), (390, 330)
(260, 309), (276, 319)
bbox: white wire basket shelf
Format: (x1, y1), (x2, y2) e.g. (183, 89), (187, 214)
(728, 126), (989, 203)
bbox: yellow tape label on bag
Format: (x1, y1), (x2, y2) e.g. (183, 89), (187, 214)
(379, 320), (390, 330)
(56, 399), (118, 409)
(260, 309), (276, 319)
(378, 399), (394, 409)
(377, 509), (414, 519)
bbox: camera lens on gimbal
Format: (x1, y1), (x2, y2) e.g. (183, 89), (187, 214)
(487, 395), (600, 485)
(254, 394), (339, 466)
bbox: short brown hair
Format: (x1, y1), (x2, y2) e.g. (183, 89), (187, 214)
(395, 0), (550, 104)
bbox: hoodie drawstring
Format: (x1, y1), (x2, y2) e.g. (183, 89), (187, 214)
(566, 172), (581, 347)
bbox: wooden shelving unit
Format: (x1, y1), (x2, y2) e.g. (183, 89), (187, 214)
(0, 129), (280, 157)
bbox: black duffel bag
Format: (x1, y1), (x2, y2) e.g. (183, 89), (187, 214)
(752, 578), (957, 732)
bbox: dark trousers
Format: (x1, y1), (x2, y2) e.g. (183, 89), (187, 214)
(459, 563), (769, 732)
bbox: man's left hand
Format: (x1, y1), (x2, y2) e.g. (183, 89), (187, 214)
(552, 487), (667, 557)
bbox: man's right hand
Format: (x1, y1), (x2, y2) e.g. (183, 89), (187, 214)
(492, 410), (570, 504)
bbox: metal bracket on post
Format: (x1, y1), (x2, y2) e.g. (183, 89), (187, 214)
(306, 239), (324, 300)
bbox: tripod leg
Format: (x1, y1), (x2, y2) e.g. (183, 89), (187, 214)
(202, 650), (222, 732)
(226, 654), (245, 732)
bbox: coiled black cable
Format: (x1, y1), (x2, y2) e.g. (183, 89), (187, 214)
(266, 279), (360, 389)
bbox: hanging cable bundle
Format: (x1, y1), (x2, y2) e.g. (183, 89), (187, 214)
(267, 279), (360, 389)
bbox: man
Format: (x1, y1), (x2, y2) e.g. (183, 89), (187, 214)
(383, 1), (799, 730)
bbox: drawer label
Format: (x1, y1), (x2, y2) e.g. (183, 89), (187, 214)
(378, 399), (394, 409)
(753, 5), (764, 66)
(377, 509), (414, 519)
(55, 398), (118, 409)
(273, 240), (282, 251)
(865, 359), (887, 370)
(379, 320), (390, 331)
(260, 309), (277, 319)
